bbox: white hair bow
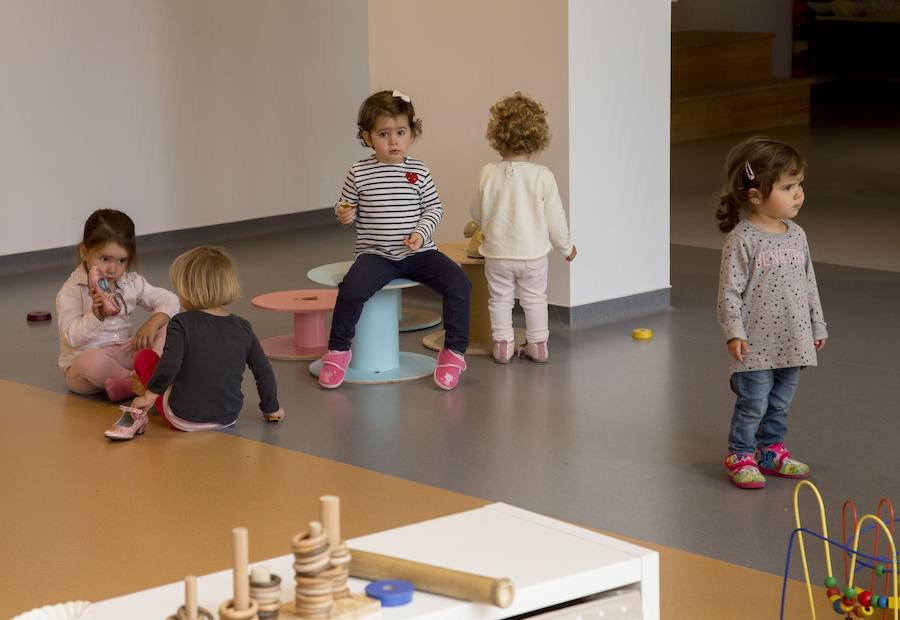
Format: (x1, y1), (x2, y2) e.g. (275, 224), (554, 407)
(392, 90), (411, 103)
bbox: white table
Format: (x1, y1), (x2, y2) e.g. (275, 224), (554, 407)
(89, 503), (659, 620)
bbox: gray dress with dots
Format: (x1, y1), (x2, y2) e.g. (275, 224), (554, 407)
(717, 219), (828, 375)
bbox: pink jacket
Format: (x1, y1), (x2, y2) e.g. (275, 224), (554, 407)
(56, 265), (181, 370)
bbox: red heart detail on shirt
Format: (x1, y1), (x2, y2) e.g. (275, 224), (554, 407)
(406, 172), (418, 184)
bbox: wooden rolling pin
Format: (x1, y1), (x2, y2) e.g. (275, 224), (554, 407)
(349, 548), (515, 608)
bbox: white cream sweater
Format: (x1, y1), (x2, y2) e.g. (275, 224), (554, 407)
(470, 161), (573, 260)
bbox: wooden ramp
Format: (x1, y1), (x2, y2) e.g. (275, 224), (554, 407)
(0, 379), (826, 619)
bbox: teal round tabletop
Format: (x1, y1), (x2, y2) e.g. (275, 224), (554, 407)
(307, 261), (419, 290)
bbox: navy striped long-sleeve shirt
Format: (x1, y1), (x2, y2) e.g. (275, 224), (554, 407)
(338, 156), (443, 260)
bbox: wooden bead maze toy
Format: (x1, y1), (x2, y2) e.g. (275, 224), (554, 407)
(782, 480), (899, 619)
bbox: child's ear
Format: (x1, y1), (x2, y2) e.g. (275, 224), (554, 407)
(747, 188), (762, 205)
(78, 243), (87, 260)
(362, 131), (373, 148)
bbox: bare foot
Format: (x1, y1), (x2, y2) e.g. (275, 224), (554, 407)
(130, 372), (146, 396)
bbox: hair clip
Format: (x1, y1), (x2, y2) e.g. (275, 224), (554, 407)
(392, 90), (411, 103)
(744, 162), (755, 180)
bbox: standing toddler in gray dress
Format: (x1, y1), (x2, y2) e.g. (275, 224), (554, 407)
(716, 137), (828, 489)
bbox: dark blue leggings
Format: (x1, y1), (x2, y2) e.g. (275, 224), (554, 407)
(328, 251), (471, 354)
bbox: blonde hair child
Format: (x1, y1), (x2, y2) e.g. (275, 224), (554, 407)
(104, 246), (284, 440)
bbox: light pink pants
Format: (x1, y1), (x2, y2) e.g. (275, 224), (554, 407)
(64, 328), (166, 395)
(484, 256), (549, 344)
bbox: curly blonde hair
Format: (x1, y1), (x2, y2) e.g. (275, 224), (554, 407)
(486, 92), (550, 155)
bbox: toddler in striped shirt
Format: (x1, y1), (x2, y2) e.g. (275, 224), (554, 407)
(319, 90), (471, 390)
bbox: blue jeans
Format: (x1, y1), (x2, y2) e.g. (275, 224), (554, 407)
(728, 367), (801, 455)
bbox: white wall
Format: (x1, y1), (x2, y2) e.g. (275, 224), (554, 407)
(0, 0), (368, 256)
(368, 0), (571, 304)
(567, 0), (670, 306)
(671, 0), (794, 77)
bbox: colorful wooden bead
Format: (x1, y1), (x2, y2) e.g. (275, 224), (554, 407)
(844, 587), (858, 600)
(826, 587), (840, 598)
(824, 576), (839, 589)
(834, 598), (847, 613)
(858, 591), (872, 607)
(840, 599), (855, 613)
(858, 605), (874, 618)
(875, 564), (886, 577)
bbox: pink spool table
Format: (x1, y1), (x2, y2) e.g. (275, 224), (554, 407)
(251, 289), (339, 361)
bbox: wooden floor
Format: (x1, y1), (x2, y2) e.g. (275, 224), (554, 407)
(1, 379), (828, 619)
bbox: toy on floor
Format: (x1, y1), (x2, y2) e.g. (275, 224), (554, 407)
(168, 576), (214, 620)
(463, 221), (484, 259)
(631, 328), (653, 340)
(782, 480), (898, 619)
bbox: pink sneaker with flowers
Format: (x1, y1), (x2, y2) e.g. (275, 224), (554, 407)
(434, 348), (466, 390)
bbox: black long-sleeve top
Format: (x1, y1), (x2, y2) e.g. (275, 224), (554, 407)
(147, 310), (279, 425)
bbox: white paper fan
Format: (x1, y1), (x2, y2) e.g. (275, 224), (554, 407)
(11, 601), (92, 620)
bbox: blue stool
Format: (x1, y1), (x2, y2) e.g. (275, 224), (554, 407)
(307, 261), (436, 384)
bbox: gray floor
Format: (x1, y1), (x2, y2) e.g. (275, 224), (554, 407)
(3, 219), (899, 580)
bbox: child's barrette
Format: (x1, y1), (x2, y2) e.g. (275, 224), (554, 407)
(392, 90), (411, 103)
(744, 162), (756, 180)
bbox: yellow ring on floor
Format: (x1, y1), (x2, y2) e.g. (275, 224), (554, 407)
(632, 328), (653, 340)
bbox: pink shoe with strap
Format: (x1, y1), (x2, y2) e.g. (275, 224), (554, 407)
(104, 405), (148, 441)
(434, 348), (466, 390)
(755, 443), (810, 479)
(725, 453), (766, 489)
(318, 350), (352, 389)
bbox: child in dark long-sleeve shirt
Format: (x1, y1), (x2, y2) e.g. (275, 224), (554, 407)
(104, 246), (283, 439)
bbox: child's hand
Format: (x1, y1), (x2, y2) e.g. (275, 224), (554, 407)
(404, 232), (424, 251)
(131, 390), (158, 410)
(264, 407), (284, 422)
(814, 339), (827, 351)
(566, 246), (577, 262)
(727, 338), (750, 362)
(88, 287), (106, 320)
(131, 321), (157, 350)
(336, 203), (357, 224)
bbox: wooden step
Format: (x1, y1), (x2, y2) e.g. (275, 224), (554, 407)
(672, 78), (813, 142)
(672, 31), (774, 93)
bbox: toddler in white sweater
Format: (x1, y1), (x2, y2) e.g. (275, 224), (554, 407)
(470, 92), (576, 363)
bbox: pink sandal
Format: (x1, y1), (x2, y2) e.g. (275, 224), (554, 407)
(104, 405), (148, 441)
(89, 266), (126, 317)
(318, 350), (352, 389)
(434, 349), (466, 390)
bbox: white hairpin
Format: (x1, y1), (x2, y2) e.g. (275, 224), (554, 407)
(392, 90), (411, 103)
(744, 162), (755, 180)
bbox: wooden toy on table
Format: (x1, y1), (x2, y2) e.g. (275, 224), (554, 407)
(306, 261), (435, 384)
(251, 290), (339, 361)
(422, 241), (524, 355)
(167, 576), (214, 620)
(219, 527), (261, 620)
(280, 495), (380, 620)
(463, 221), (484, 259)
(349, 548), (514, 608)
(250, 567), (282, 619)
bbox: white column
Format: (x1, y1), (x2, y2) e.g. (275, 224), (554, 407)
(565, 0), (671, 324)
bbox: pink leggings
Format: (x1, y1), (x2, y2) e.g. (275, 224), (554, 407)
(64, 328), (166, 395)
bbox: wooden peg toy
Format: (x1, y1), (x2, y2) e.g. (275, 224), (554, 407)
(166, 575), (214, 620)
(220, 527), (261, 620)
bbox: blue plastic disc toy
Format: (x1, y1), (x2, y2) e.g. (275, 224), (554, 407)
(365, 579), (415, 606)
